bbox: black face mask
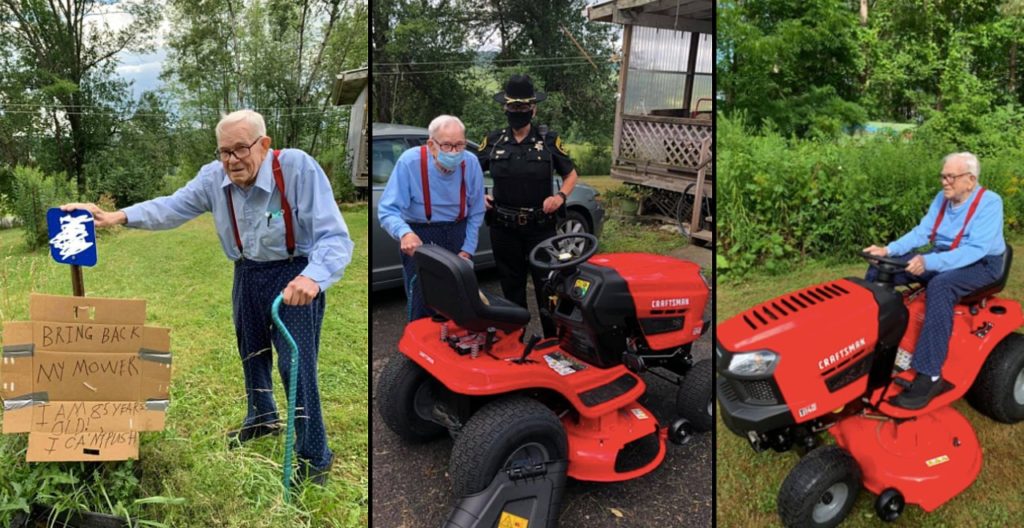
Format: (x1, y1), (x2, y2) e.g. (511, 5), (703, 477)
(505, 110), (532, 130)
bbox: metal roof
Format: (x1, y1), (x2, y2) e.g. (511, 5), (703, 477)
(586, 0), (711, 33)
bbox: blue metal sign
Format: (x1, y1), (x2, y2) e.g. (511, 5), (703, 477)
(46, 208), (98, 267)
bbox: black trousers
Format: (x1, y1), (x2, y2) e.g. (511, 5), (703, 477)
(490, 223), (557, 337)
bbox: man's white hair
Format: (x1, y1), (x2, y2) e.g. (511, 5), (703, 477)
(428, 115), (466, 138)
(216, 109), (267, 141)
(944, 151), (981, 178)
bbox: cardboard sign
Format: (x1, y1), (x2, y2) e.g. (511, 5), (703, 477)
(1, 294), (171, 461)
(46, 208), (98, 267)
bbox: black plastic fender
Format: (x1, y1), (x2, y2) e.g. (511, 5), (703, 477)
(442, 459), (568, 528)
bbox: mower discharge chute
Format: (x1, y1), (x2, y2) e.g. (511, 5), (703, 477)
(717, 249), (1024, 527)
(378, 233), (712, 523)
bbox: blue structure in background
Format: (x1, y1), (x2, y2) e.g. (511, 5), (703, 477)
(46, 208), (98, 267)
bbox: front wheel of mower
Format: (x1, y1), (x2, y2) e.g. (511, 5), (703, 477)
(777, 446), (862, 528)
(448, 396), (568, 497)
(874, 488), (905, 522)
(677, 359), (713, 431)
(967, 332), (1024, 423)
(376, 355), (446, 442)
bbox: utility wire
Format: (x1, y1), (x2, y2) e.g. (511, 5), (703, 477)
(373, 54), (616, 67)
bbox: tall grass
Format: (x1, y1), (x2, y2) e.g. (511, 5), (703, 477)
(0, 206), (368, 527)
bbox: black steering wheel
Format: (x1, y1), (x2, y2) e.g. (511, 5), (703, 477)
(860, 251), (908, 271)
(529, 233), (600, 271)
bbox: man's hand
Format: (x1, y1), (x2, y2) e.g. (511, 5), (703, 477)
(863, 245), (888, 257)
(400, 232), (423, 256)
(60, 203), (126, 228)
(283, 275), (320, 305)
(458, 251), (472, 260)
(484, 194), (494, 211)
(906, 255), (927, 276)
(542, 194), (564, 214)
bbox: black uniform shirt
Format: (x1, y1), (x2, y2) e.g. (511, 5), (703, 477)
(476, 123), (575, 208)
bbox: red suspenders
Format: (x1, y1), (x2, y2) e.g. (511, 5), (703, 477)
(225, 149), (296, 258)
(418, 145), (466, 222)
(929, 187), (986, 250)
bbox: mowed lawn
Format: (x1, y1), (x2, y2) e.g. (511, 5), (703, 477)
(716, 242), (1024, 527)
(0, 206), (368, 527)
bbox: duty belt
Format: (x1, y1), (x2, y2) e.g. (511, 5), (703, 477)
(494, 205), (553, 227)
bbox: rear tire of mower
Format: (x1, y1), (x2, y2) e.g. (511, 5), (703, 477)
(967, 332), (1024, 423)
(448, 396), (567, 497)
(777, 446), (861, 528)
(677, 359), (713, 432)
(376, 355), (446, 442)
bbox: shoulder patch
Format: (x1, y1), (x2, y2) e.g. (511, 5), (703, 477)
(554, 135), (567, 155)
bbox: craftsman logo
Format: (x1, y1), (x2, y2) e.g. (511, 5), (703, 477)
(926, 455), (950, 467)
(652, 298), (689, 308)
(798, 403), (818, 418)
(418, 351), (435, 365)
(818, 338), (866, 370)
(631, 408), (649, 420)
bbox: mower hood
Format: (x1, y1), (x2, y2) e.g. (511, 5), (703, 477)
(717, 279), (886, 424)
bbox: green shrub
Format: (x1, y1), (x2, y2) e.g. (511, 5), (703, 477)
(11, 166), (74, 250)
(571, 143), (612, 176)
(718, 113), (1024, 277)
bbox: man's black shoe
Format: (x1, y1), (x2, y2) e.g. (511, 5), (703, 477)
(890, 373), (945, 410)
(227, 421), (282, 449)
(293, 454), (334, 486)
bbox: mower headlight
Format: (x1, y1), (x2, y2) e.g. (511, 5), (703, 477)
(726, 350), (779, 378)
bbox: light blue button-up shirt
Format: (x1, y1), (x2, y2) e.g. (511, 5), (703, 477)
(377, 147), (486, 254)
(887, 187), (1005, 272)
(121, 149), (354, 292)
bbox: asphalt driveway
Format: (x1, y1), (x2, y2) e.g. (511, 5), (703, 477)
(371, 269), (713, 527)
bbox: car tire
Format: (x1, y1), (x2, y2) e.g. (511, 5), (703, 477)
(557, 209), (591, 236)
(448, 396), (567, 497)
(777, 446), (861, 528)
(967, 332), (1024, 423)
(677, 359), (713, 432)
(377, 355), (447, 442)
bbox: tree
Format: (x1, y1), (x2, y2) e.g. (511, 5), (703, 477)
(719, 0), (867, 137)
(0, 0), (161, 196)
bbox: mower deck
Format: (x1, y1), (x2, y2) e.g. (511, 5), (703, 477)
(830, 406), (982, 512)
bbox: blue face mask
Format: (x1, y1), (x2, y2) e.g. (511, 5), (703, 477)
(436, 149), (463, 171)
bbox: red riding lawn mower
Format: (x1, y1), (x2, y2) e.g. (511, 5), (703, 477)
(717, 249), (1024, 527)
(378, 233), (712, 526)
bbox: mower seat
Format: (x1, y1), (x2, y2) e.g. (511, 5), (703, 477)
(960, 245), (1012, 306)
(414, 245), (530, 332)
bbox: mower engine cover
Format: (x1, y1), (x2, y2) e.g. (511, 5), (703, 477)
(552, 253), (709, 368)
(716, 278), (906, 435)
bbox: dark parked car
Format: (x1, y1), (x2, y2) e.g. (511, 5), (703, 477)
(372, 122), (605, 291)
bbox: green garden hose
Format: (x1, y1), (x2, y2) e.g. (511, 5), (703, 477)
(271, 293), (300, 503)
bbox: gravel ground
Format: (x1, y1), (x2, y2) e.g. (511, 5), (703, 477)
(371, 268), (713, 528)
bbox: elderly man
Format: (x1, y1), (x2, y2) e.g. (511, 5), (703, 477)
(864, 151), (1005, 409)
(61, 109), (353, 484)
(378, 115), (485, 320)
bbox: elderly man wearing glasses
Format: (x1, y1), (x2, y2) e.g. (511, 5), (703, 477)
(863, 151), (1006, 409)
(377, 114), (486, 321)
(60, 109), (353, 485)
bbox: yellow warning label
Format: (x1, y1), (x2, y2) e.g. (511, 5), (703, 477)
(926, 455), (950, 467)
(498, 511), (529, 528)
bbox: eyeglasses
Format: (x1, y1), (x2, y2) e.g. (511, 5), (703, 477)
(217, 137), (262, 161)
(504, 102), (535, 112)
(432, 139), (467, 153)
(940, 171), (972, 183)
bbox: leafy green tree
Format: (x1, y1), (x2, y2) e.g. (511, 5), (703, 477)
(0, 0), (162, 195)
(719, 0), (867, 137)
